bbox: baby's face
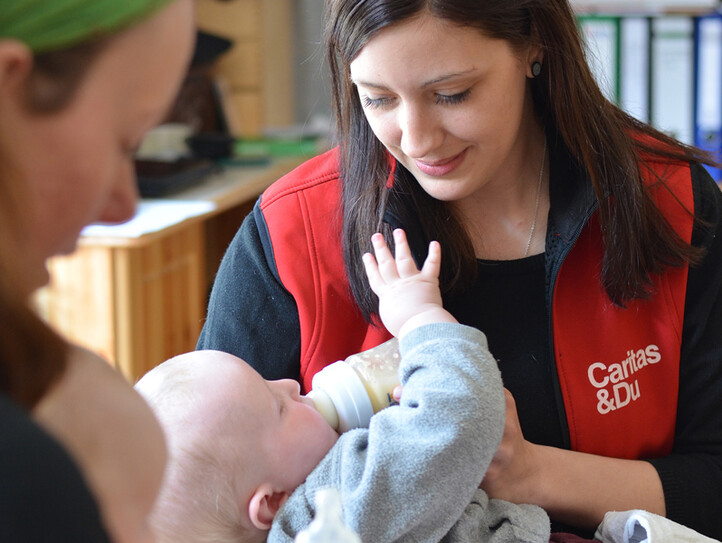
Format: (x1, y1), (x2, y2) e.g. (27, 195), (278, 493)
(252, 371), (341, 491)
(194, 351), (340, 493)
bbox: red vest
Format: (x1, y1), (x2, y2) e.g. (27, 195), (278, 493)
(260, 148), (694, 460)
(553, 157), (693, 459)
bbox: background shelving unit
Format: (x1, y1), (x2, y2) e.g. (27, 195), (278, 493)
(195, 0), (295, 138)
(573, 0), (722, 181)
(572, 0), (719, 13)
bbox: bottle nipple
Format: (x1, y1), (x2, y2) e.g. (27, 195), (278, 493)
(305, 388), (339, 430)
(294, 487), (361, 543)
(307, 361), (374, 432)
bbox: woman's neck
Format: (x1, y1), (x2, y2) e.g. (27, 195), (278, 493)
(451, 129), (549, 260)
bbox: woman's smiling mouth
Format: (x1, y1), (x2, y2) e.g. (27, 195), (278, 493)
(414, 148), (468, 177)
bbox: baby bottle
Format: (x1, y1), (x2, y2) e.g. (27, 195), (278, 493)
(294, 487), (361, 543)
(305, 338), (400, 432)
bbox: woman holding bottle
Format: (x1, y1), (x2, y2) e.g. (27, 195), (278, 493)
(197, 0), (722, 538)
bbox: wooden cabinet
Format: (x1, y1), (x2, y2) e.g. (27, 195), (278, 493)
(36, 223), (206, 383)
(196, 0), (294, 137)
(35, 158), (307, 383)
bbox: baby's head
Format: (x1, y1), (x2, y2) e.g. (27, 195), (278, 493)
(34, 345), (167, 543)
(135, 349), (339, 543)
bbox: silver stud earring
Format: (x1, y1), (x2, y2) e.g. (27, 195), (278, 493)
(531, 61), (542, 78)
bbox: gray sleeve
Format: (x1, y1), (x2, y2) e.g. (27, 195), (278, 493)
(270, 323), (510, 542)
(442, 491), (550, 543)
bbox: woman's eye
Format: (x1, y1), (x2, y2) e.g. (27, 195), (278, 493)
(435, 89), (471, 105)
(361, 95), (392, 110)
(361, 89), (470, 109)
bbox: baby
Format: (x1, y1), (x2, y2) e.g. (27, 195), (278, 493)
(136, 230), (550, 543)
(34, 345), (167, 543)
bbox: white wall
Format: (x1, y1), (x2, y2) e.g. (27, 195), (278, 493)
(292, 0), (332, 132)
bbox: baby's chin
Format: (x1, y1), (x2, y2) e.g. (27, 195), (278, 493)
(325, 428), (341, 458)
(315, 419), (340, 457)
(317, 412), (341, 444)
(327, 427), (340, 448)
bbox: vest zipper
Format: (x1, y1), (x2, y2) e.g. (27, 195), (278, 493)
(546, 203), (597, 450)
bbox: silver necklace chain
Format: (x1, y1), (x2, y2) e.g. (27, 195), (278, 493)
(524, 137), (547, 258)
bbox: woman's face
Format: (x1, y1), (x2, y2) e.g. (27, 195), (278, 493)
(350, 13), (540, 205)
(1, 0), (195, 290)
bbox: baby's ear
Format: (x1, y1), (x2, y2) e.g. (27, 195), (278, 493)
(248, 483), (289, 530)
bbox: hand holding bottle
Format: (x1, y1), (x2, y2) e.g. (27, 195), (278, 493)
(362, 229), (457, 338)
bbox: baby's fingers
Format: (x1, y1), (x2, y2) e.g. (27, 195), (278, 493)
(392, 229), (420, 278)
(370, 232), (401, 282)
(420, 240), (442, 280)
(362, 252), (385, 295)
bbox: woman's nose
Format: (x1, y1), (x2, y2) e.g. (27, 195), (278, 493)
(96, 167), (139, 224)
(399, 103), (441, 159)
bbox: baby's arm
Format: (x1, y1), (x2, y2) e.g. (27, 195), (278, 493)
(363, 229), (457, 337)
(279, 323), (508, 542)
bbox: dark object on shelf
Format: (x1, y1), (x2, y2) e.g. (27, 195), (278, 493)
(192, 30), (233, 67)
(186, 132), (236, 159)
(164, 30), (234, 135)
(135, 158), (218, 198)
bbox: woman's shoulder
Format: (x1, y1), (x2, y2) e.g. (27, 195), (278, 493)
(260, 147), (342, 209)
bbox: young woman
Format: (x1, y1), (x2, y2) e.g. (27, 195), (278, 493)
(197, 1), (722, 538)
(0, 1), (195, 540)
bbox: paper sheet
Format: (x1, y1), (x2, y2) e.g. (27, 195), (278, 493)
(81, 200), (216, 239)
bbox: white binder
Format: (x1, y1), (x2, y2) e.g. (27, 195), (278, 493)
(650, 16), (696, 145)
(620, 17), (650, 123)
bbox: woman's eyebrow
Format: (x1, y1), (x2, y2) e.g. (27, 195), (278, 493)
(352, 68), (476, 90)
(421, 68), (476, 87)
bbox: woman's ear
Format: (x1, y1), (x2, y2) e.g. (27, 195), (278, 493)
(247, 483), (290, 530)
(0, 40), (32, 94)
(524, 23), (544, 79)
(525, 44), (544, 79)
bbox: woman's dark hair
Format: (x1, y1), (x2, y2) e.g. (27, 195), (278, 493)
(0, 37), (111, 408)
(325, 0), (709, 322)
(0, 276), (69, 409)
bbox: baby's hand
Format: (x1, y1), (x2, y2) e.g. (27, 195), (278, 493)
(363, 229), (456, 337)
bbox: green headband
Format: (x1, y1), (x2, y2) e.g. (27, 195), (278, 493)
(1, 0), (175, 53)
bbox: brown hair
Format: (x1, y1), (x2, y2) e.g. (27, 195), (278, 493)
(325, 0), (711, 321)
(0, 37), (111, 408)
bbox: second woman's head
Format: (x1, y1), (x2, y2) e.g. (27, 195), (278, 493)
(325, 0), (596, 198)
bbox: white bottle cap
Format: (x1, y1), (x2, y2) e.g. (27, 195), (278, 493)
(310, 361), (374, 432)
